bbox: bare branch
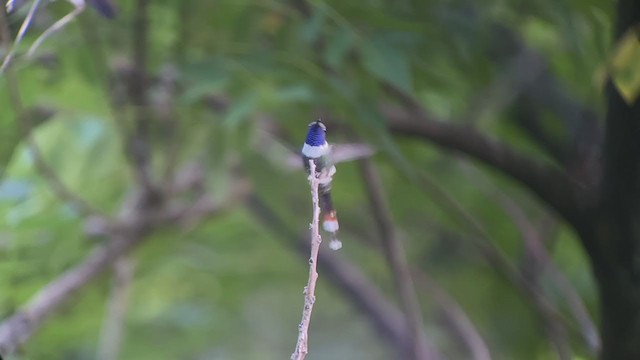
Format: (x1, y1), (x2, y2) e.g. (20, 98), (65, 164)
(412, 169), (581, 343)
(358, 159), (440, 360)
(248, 195), (416, 358)
(24, 133), (106, 217)
(1, 14), (106, 218)
(128, 0), (155, 193)
(96, 257), (135, 360)
(412, 271), (491, 360)
(0, 223), (150, 355)
(0, 186), (246, 355)
(495, 191), (599, 354)
(382, 89), (585, 226)
(26, 1), (85, 59)
(0, 0), (42, 74)
(291, 160), (323, 360)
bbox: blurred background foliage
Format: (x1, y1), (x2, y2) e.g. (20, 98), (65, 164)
(0, 0), (617, 359)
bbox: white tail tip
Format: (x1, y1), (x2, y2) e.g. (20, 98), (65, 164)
(323, 219), (339, 232)
(329, 239), (342, 251)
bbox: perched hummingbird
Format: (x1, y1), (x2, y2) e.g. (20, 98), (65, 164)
(301, 119), (342, 250)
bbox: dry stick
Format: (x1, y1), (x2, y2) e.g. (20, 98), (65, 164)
(0, 0), (42, 75)
(96, 257), (135, 360)
(248, 195), (412, 357)
(497, 193), (599, 354)
(0, 10), (106, 219)
(25, 2), (85, 59)
(413, 171), (578, 334)
(0, 189), (245, 355)
(411, 270), (491, 360)
(465, 161), (599, 354)
(291, 160), (322, 360)
(383, 86), (584, 227)
(129, 0), (156, 193)
(0, 226), (150, 355)
(358, 159), (439, 360)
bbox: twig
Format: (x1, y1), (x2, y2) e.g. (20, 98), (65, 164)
(1, 8), (106, 218)
(382, 86), (586, 226)
(463, 161), (599, 353)
(413, 170), (578, 335)
(358, 159), (439, 360)
(128, 0), (155, 193)
(0, 186), (246, 355)
(412, 270), (491, 360)
(0, 225), (150, 355)
(96, 257), (135, 360)
(25, 1), (85, 59)
(496, 191), (599, 354)
(0, 0), (42, 75)
(291, 160), (322, 360)
(248, 195), (414, 358)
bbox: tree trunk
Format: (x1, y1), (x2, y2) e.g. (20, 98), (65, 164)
(588, 1), (640, 358)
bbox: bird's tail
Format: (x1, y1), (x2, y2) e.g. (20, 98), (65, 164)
(320, 188), (342, 250)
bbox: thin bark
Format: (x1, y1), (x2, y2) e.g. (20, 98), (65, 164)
(0, 188), (245, 355)
(96, 257), (135, 360)
(383, 89), (587, 226)
(412, 271), (491, 360)
(358, 159), (440, 360)
(291, 161), (323, 360)
(498, 195), (599, 354)
(1, 7), (104, 219)
(248, 195), (413, 358)
(0, 0), (42, 74)
(412, 169), (578, 341)
(129, 0), (156, 193)
(466, 161), (599, 354)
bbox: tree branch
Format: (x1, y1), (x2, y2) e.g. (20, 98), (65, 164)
(412, 168), (580, 339)
(358, 159), (440, 360)
(382, 93), (585, 226)
(291, 160), (323, 360)
(96, 257), (135, 360)
(497, 194), (599, 354)
(248, 195), (415, 358)
(412, 271), (491, 360)
(0, 186), (246, 355)
(476, 25), (602, 179)
(128, 0), (155, 194)
(0, 0), (42, 75)
(1, 9), (106, 219)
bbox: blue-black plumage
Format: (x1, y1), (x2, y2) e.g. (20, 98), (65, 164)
(300, 119), (342, 250)
(301, 119), (329, 159)
(305, 120), (326, 146)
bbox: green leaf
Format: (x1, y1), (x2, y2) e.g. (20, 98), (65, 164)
(610, 27), (640, 104)
(360, 36), (412, 92)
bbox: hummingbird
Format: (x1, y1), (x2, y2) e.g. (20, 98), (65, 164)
(301, 119), (342, 250)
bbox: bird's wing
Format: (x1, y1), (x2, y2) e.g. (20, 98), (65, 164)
(285, 143), (375, 169)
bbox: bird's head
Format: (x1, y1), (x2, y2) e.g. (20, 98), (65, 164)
(305, 119), (327, 146)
